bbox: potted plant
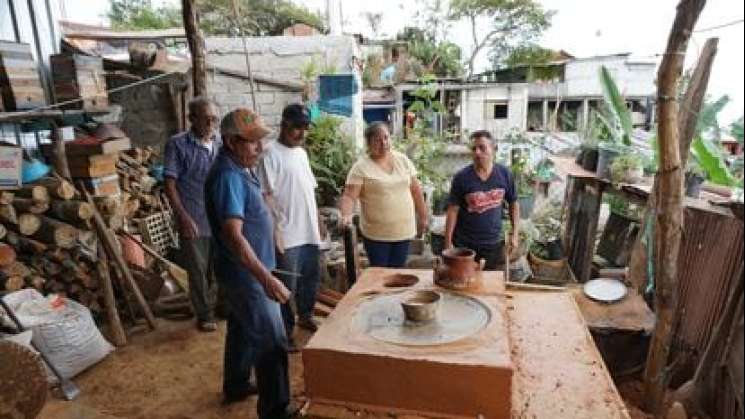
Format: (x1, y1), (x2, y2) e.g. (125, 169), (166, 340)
(685, 159), (707, 198)
(610, 152), (644, 184)
(534, 158), (556, 196)
(594, 66), (634, 179)
(511, 149), (535, 219)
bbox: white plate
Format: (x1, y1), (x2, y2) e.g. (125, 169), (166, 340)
(584, 279), (628, 304)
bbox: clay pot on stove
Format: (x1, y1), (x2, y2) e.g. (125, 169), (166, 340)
(435, 247), (483, 285)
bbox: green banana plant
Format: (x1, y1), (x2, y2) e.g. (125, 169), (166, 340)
(691, 137), (741, 187)
(598, 65), (634, 147)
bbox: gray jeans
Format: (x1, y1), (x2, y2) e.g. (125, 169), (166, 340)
(176, 238), (215, 322)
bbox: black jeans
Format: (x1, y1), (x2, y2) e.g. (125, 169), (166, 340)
(453, 239), (505, 271)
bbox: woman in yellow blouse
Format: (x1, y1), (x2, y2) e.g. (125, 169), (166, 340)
(339, 122), (429, 268)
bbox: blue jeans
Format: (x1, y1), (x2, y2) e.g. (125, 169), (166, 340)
(276, 244), (320, 338)
(363, 237), (411, 268)
(220, 277), (290, 419)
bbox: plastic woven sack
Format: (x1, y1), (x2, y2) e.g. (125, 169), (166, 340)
(1, 289), (114, 381)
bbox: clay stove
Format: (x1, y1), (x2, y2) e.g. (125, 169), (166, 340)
(303, 268), (513, 418)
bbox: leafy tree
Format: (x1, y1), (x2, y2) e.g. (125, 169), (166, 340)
(397, 27), (464, 78)
(363, 12), (384, 38)
(731, 117), (744, 144)
(504, 44), (554, 67)
(109, 0), (181, 30)
(448, 0), (553, 78)
(109, 0), (325, 36)
(199, 0), (325, 36)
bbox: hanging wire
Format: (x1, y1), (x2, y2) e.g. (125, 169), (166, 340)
(694, 18), (744, 33)
(231, 0), (258, 111)
(1, 71), (178, 118)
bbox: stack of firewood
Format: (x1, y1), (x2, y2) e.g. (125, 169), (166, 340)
(0, 146), (171, 318)
(0, 177), (107, 312)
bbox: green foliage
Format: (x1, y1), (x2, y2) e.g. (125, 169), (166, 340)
(731, 117), (744, 144)
(198, 0), (325, 36)
(108, 0), (325, 35)
(605, 195), (643, 221)
(511, 149), (534, 197)
(599, 66), (633, 147)
(504, 44), (554, 67)
(447, 0), (553, 75)
(397, 27), (464, 78)
(696, 95), (731, 141)
(108, 0), (181, 30)
(610, 153), (643, 184)
(306, 115), (357, 206)
(691, 137), (740, 187)
(399, 74), (447, 189)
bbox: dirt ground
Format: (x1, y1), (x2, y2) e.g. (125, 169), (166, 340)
(38, 319), (312, 419)
(36, 317), (657, 419)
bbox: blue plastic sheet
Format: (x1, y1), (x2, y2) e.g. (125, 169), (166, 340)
(318, 74), (358, 117)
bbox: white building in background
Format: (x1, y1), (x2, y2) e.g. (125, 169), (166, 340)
(388, 52), (658, 143)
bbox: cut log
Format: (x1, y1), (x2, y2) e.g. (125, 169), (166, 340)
(1, 275), (24, 291)
(0, 191), (15, 205)
(49, 200), (94, 223)
(2, 261), (31, 279)
(0, 204), (18, 225)
(26, 276), (45, 291)
(12, 198), (50, 215)
(16, 185), (49, 203)
(105, 213), (125, 231)
(18, 214), (41, 236)
(31, 217), (79, 249)
(0, 244), (17, 267)
(5, 232), (47, 254)
(0, 224), (6, 240)
(94, 196), (122, 217)
(34, 177), (76, 200)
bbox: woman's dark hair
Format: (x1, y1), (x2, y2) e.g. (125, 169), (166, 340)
(364, 121), (390, 144)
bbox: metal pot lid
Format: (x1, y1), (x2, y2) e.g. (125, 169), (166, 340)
(584, 278), (628, 304)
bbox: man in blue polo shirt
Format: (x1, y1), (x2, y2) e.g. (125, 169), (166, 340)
(205, 108), (294, 418)
(444, 130), (521, 270)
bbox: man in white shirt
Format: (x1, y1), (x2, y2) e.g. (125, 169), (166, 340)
(258, 104), (323, 351)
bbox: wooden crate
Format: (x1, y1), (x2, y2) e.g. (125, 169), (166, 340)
(0, 41), (46, 111)
(68, 153), (120, 178)
(50, 54), (108, 111)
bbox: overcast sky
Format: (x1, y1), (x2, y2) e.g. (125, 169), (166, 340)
(62, 0), (744, 124)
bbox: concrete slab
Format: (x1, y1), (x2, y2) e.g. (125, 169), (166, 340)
(303, 268), (513, 419)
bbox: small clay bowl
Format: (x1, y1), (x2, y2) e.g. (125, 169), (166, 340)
(401, 290), (441, 323)
(384, 274), (420, 288)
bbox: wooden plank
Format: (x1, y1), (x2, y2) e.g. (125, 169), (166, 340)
(564, 177), (603, 283)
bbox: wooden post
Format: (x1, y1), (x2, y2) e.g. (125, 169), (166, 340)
(81, 187), (158, 330)
(627, 38), (719, 291)
(50, 123), (71, 181)
(643, 0), (707, 416)
(97, 241), (127, 347)
(182, 0), (207, 97)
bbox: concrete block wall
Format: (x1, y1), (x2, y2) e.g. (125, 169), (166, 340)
(206, 36), (364, 146)
(109, 77), (180, 149)
(207, 73), (302, 133)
